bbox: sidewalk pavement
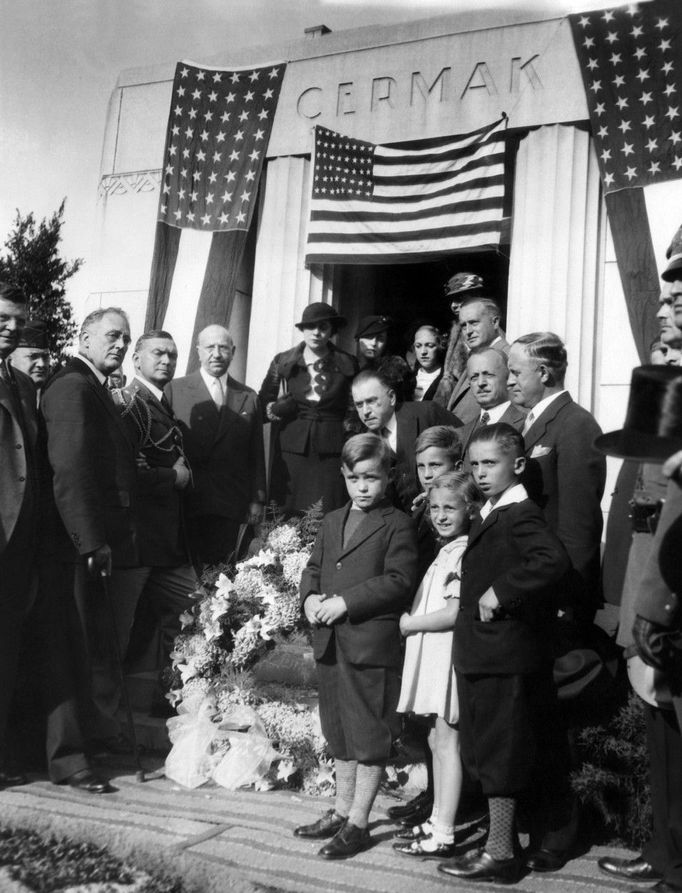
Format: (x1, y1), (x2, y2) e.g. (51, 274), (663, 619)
(0, 756), (637, 893)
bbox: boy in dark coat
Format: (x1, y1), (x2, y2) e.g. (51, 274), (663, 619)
(297, 434), (418, 859)
(439, 423), (571, 885)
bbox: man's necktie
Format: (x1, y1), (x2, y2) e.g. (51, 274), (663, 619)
(161, 393), (173, 414)
(479, 411), (491, 427)
(522, 411), (535, 436)
(210, 376), (224, 408)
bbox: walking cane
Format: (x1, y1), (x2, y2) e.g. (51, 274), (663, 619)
(88, 558), (146, 783)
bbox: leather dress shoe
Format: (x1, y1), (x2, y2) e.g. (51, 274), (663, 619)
(318, 822), (370, 859)
(65, 769), (113, 794)
(628, 882), (682, 893)
(525, 847), (571, 872)
(0, 769), (27, 788)
(438, 848), (523, 884)
(294, 809), (346, 839)
(387, 790), (433, 824)
(598, 855), (663, 882)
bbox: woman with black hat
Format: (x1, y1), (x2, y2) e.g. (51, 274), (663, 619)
(259, 303), (358, 515)
(355, 315), (393, 370)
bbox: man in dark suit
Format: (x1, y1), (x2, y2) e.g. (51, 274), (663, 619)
(0, 282), (39, 787)
(508, 332), (606, 622)
(166, 324), (266, 566)
(446, 298), (510, 423)
(351, 368), (459, 513)
(457, 346), (526, 463)
(116, 331), (196, 715)
(42, 307), (139, 785)
(506, 331), (606, 872)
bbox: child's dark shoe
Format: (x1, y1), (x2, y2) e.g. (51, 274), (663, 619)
(394, 835), (457, 860)
(392, 821), (432, 841)
(318, 822), (370, 859)
(294, 809), (347, 839)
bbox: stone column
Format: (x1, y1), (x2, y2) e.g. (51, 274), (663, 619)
(507, 124), (601, 409)
(246, 155), (334, 388)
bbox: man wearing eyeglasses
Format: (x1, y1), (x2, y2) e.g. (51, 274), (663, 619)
(166, 324), (266, 566)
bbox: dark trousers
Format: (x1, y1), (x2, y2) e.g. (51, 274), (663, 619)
(188, 514), (242, 566)
(0, 500), (36, 765)
(642, 703), (682, 886)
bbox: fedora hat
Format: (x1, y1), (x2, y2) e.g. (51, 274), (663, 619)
(17, 319), (49, 350)
(595, 365), (682, 462)
(295, 302), (346, 331)
(355, 315), (393, 339)
(662, 222), (682, 282)
(444, 272), (484, 298)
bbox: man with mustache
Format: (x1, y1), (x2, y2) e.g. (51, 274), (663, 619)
(42, 307), (141, 774)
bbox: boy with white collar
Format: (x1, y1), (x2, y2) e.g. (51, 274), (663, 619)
(439, 423), (570, 885)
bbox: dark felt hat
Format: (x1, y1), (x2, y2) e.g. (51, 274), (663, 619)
(294, 302), (346, 330)
(354, 315), (393, 339)
(444, 272), (484, 298)
(595, 365), (682, 462)
(16, 319), (49, 350)
(662, 223), (682, 282)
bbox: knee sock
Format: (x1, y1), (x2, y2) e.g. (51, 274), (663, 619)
(486, 796), (516, 861)
(334, 759), (357, 818)
(348, 762), (384, 829)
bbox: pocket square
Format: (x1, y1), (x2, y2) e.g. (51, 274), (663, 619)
(530, 444), (552, 458)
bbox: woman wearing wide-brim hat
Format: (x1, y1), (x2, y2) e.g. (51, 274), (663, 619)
(259, 303), (358, 515)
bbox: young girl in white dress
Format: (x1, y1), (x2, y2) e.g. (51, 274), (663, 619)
(394, 471), (482, 859)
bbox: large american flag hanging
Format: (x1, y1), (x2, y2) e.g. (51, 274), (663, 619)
(146, 60), (286, 373)
(569, 0), (681, 194)
(305, 116), (508, 266)
(568, 0), (682, 364)
(158, 61), (285, 230)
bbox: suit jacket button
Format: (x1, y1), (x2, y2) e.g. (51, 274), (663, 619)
(15, 443), (22, 449)
(336, 562), (342, 569)
(18, 476), (25, 482)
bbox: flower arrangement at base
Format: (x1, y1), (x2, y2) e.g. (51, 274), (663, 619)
(165, 504), (334, 792)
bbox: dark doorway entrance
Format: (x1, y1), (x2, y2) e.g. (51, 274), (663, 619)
(334, 249), (510, 356)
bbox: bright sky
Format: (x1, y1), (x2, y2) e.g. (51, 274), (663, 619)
(0, 0), (621, 314)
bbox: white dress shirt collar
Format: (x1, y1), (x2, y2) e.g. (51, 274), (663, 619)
(77, 353), (108, 386)
(200, 367), (229, 398)
(134, 374), (164, 402)
(479, 482), (528, 520)
(526, 390), (567, 429)
(383, 411), (398, 452)
(481, 400), (511, 424)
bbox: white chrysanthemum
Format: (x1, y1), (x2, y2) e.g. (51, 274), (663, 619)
(281, 551), (311, 588)
(267, 524), (302, 555)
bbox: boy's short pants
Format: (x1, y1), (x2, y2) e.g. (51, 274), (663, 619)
(317, 635), (400, 762)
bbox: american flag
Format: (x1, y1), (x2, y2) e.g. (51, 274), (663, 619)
(569, 0), (682, 194)
(305, 116), (508, 266)
(158, 61), (285, 231)
(146, 59), (285, 373)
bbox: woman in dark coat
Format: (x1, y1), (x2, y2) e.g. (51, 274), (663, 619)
(259, 303), (358, 515)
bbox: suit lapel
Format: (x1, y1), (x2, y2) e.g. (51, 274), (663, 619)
(524, 392), (572, 451)
(216, 377), (247, 439)
(73, 358), (137, 448)
(466, 503), (512, 550)
(336, 506), (385, 559)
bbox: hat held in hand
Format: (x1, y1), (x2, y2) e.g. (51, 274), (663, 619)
(595, 365), (682, 462)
